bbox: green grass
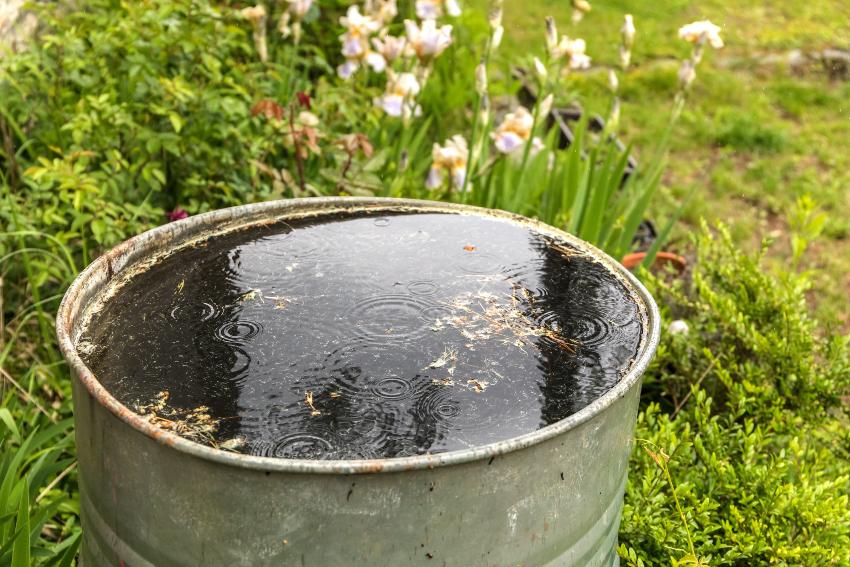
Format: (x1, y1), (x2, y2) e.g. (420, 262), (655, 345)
(474, 0), (850, 328)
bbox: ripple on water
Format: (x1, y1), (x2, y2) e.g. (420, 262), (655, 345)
(501, 257), (548, 282)
(169, 301), (225, 323)
(454, 251), (506, 275)
(532, 307), (618, 350)
(347, 294), (439, 345)
(255, 225), (331, 261)
(214, 320), (263, 344)
(372, 376), (414, 400)
(225, 226), (334, 284)
(560, 309), (620, 349)
(418, 304), (453, 322)
(562, 268), (630, 314)
(414, 388), (463, 421)
(406, 280), (439, 296)
(250, 434), (335, 459)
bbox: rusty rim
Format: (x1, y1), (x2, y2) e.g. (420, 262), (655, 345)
(57, 197), (660, 474)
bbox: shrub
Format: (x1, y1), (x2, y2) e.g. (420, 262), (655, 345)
(619, 225), (850, 565)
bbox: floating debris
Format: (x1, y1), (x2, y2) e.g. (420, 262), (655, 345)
(76, 339), (96, 356)
(239, 289), (264, 303)
(305, 391), (321, 416)
(218, 437), (246, 451)
(546, 239), (583, 260)
(428, 347), (458, 369)
(266, 295), (291, 310)
(432, 289), (579, 354)
(134, 391), (220, 443)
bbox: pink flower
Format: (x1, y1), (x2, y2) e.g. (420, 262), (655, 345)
(167, 208), (189, 222)
(297, 91), (312, 109)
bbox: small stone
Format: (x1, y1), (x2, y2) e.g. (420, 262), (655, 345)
(821, 48), (850, 80)
(668, 320), (690, 336)
(787, 49), (807, 71)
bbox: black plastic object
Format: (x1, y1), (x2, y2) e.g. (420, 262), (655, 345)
(513, 66), (650, 249)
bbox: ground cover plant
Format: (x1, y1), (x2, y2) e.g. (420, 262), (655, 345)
(1, 0), (848, 564)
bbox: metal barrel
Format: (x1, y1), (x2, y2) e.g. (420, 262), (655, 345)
(57, 198), (660, 567)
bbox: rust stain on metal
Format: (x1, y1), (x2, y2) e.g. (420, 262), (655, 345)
(357, 460), (386, 473)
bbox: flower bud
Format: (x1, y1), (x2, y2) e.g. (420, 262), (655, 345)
(608, 69), (619, 93)
(538, 93), (554, 119)
(475, 61), (488, 95)
(571, 0), (590, 24)
(607, 97), (620, 133)
(488, 0), (503, 29)
(619, 45), (632, 70)
(533, 57), (548, 80)
(479, 93), (491, 123)
(573, 0), (591, 13)
(621, 14), (635, 50)
(545, 17), (558, 55)
(678, 59), (696, 90)
(491, 25), (504, 49)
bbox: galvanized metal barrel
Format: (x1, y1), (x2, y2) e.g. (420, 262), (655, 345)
(57, 198), (660, 567)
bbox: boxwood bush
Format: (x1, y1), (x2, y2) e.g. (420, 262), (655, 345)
(621, 225), (850, 566)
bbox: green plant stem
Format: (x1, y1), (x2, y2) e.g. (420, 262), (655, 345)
(514, 81), (544, 188)
(4, 204), (55, 355)
(460, 40), (493, 200)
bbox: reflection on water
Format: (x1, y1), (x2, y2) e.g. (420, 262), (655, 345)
(81, 211), (643, 459)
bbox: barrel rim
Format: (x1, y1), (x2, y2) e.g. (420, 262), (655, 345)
(57, 197), (661, 475)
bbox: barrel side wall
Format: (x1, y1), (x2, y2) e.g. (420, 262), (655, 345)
(74, 372), (641, 567)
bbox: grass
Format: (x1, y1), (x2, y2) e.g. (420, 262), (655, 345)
(475, 0), (850, 328)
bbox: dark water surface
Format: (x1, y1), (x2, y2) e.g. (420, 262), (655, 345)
(80, 211), (644, 459)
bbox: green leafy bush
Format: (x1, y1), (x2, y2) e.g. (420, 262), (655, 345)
(1, 0), (321, 223)
(619, 225), (850, 566)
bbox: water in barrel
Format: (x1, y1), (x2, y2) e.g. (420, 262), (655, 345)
(78, 210), (644, 459)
